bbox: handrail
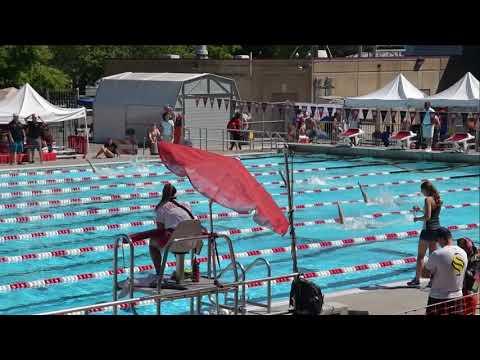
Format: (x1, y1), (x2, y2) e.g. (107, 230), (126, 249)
(112, 234), (135, 315)
(242, 257), (272, 314)
(36, 271), (301, 315)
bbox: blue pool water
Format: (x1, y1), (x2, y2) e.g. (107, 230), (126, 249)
(0, 153), (478, 315)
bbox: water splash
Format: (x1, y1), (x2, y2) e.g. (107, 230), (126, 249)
(307, 176), (327, 186)
(342, 217), (382, 230)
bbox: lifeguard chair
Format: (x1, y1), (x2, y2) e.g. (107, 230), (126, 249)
(338, 128), (364, 147)
(389, 131), (417, 150)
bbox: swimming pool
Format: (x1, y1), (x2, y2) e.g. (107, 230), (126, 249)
(0, 153), (478, 315)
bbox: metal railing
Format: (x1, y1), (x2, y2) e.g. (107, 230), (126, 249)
(185, 127), (287, 152)
(398, 291), (480, 315)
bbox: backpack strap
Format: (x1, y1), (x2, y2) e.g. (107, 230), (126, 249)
(170, 199), (195, 220)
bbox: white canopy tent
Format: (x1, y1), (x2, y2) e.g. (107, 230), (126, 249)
(344, 74), (426, 109)
(418, 72), (479, 108)
(0, 83), (86, 124)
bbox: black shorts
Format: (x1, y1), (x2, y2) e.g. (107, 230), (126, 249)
(426, 296), (465, 315)
(420, 229), (438, 242)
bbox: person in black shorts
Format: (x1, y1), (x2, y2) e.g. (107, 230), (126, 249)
(7, 114), (26, 165)
(25, 114), (44, 164)
(94, 138), (118, 158)
(408, 181), (442, 286)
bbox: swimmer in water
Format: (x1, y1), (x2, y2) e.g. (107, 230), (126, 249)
(358, 182), (369, 203)
(336, 201), (345, 225)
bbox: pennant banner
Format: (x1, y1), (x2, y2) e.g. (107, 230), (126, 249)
(255, 102), (259, 113)
(261, 102), (268, 113)
(202, 97), (208, 107)
(380, 110), (387, 121)
(409, 111), (416, 120)
(344, 108), (351, 120)
(210, 98), (215, 108)
(327, 107), (333, 117)
(247, 102), (252, 113)
(310, 106), (317, 116)
(224, 99), (229, 111)
(391, 110), (397, 122)
(400, 111), (407, 120)
(231, 99), (236, 110)
(362, 109), (369, 120)
(195, 98), (200, 107)
(372, 110), (378, 119)
(301, 105), (308, 113)
(217, 98), (222, 110)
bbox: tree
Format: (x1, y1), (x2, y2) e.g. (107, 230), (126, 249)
(0, 46), (70, 89)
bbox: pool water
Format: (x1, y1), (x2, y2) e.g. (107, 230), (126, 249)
(0, 154), (478, 315)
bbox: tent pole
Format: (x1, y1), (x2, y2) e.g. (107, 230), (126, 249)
(84, 114), (88, 159)
(283, 144), (298, 273)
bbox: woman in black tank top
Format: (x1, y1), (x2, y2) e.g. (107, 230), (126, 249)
(408, 181), (443, 286)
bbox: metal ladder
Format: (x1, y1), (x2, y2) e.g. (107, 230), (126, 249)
(214, 257), (272, 315)
(112, 234), (136, 315)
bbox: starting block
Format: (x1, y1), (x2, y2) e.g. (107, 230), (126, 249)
(441, 133), (476, 153)
(389, 131), (417, 150)
(338, 128), (364, 147)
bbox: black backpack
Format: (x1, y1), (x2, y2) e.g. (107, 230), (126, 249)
(289, 276), (324, 315)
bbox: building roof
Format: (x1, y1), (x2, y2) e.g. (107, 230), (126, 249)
(102, 72), (209, 82)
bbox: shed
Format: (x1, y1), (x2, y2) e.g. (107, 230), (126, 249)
(93, 72), (240, 145)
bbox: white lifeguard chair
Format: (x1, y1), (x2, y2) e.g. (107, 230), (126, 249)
(338, 128), (364, 147)
(389, 131), (417, 150)
(442, 133), (476, 153)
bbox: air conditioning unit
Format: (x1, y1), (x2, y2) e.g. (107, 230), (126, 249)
(317, 50), (328, 58)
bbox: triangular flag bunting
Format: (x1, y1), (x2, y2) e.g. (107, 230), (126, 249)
(247, 102), (252, 113)
(195, 98), (200, 107)
(409, 111), (416, 120)
(327, 107), (333, 117)
(254, 103), (259, 113)
(380, 110), (387, 121)
(231, 99), (236, 110)
(372, 110), (378, 119)
(224, 99), (229, 111)
(344, 108), (351, 120)
(202, 97), (208, 107)
(362, 109), (369, 120)
(400, 111), (407, 120)
(318, 107), (324, 118)
(209, 98), (214, 108)
(301, 105), (307, 113)
(310, 105), (317, 115)
(217, 98), (222, 109)
(391, 110), (397, 122)
(261, 102), (268, 112)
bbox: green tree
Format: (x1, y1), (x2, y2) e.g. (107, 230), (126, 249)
(0, 46), (70, 89)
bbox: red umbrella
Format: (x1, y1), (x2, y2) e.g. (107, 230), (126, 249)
(157, 141), (289, 235)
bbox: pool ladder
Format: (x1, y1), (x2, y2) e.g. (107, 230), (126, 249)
(112, 234), (136, 315)
(209, 257), (272, 315)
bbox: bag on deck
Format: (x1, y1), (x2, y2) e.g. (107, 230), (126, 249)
(289, 276), (324, 315)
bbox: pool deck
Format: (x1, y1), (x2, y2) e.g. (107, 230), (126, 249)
(255, 279), (433, 315)
(289, 143), (480, 164)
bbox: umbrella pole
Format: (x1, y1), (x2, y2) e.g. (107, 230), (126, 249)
(207, 200), (222, 278)
(283, 145), (298, 273)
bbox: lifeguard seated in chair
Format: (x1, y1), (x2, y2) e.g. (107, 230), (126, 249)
(389, 130), (417, 150)
(443, 132), (476, 153)
(339, 128), (364, 147)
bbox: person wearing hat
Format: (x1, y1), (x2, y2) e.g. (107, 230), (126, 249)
(25, 113), (44, 164)
(421, 227), (468, 315)
(457, 237), (479, 314)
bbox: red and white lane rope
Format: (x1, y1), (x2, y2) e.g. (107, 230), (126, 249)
(1, 186), (477, 212)
(0, 174), (470, 200)
(4, 204), (477, 245)
(1, 255), (417, 295)
(3, 223), (477, 265)
(0, 189), (198, 210)
(1, 198), (478, 225)
(0, 172), (175, 188)
(0, 178), (190, 200)
(41, 256), (419, 314)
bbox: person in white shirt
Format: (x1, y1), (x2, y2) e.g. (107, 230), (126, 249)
(421, 227), (468, 315)
(160, 107), (175, 143)
(149, 183), (195, 275)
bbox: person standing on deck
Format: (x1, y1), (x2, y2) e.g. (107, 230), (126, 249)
(422, 102), (435, 152)
(408, 181), (442, 286)
(227, 112), (242, 151)
(7, 114), (25, 165)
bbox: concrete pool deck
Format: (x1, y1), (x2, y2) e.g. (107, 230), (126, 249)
(289, 143), (480, 164)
